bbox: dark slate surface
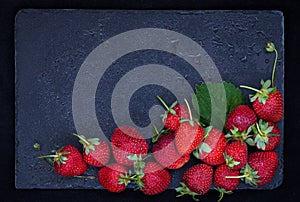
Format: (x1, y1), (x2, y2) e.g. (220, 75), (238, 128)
(15, 10), (284, 189)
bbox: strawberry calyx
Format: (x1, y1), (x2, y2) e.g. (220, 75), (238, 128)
(38, 148), (70, 166)
(226, 163), (260, 186)
(193, 126), (212, 159)
(73, 133), (100, 155)
(225, 126), (252, 142)
(223, 153), (240, 169)
(215, 187), (233, 202)
(157, 95), (178, 121)
(175, 182), (200, 201)
(122, 154), (147, 190)
(250, 120), (279, 150)
(151, 124), (170, 143)
(240, 80), (276, 105)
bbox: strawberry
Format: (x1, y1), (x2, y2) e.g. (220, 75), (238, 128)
(225, 105), (257, 132)
(98, 163), (127, 192)
(193, 127), (227, 166)
(223, 141), (248, 170)
(157, 96), (189, 131)
(140, 162), (172, 195)
(240, 42), (283, 123)
(111, 126), (148, 166)
(175, 99), (204, 155)
(214, 164), (240, 201)
(250, 120), (281, 151)
(152, 132), (190, 169)
(39, 145), (87, 176)
(227, 151), (278, 187)
(73, 133), (110, 167)
(176, 164), (213, 201)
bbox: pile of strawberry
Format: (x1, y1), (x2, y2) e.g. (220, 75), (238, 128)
(36, 42), (283, 201)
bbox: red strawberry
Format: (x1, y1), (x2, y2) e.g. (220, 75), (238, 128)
(111, 126), (148, 166)
(226, 151), (278, 187)
(175, 122), (204, 155)
(39, 145), (87, 176)
(193, 127), (227, 166)
(73, 133), (110, 167)
(214, 164), (240, 201)
(140, 162), (172, 195)
(98, 163), (127, 192)
(241, 42), (283, 123)
(224, 141), (248, 170)
(252, 88), (283, 122)
(175, 99), (204, 155)
(226, 105), (257, 132)
(152, 132), (190, 169)
(251, 120), (281, 151)
(231, 151), (278, 187)
(176, 164), (213, 201)
(157, 96), (189, 131)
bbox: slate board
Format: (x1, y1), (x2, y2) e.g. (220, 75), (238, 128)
(15, 9), (284, 189)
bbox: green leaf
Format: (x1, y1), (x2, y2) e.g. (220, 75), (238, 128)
(200, 142), (212, 153)
(194, 82), (246, 130)
(246, 138), (255, 146)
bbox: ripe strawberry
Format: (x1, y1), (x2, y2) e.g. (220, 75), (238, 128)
(98, 163), (127, 192)
(111, 126), (148, 166)
(73, 133), (110, 167)
(241, 42), (283, 123)
(39, 145), (87, 176)
(176, 164), (213, 201)
(175, 99), (204, 155)
(214, 164), (240, 201)
(193, 127), (227, 166)
(226, 105), (257, 132)
(152, 132), (190, 169)
(157, 96), (189, 131)
(250, 120), (281, 151)
(223, 141), (248, 170)
(227, 151), (278, 187)
(140, 162), (172, 195)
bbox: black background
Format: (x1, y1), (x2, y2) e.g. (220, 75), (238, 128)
(1, 0), (299, 201)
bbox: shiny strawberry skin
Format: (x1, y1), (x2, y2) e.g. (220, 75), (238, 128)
(141, 162), (172, 195)
(83, 140), (110, 167)
(214, 164), (240, 191)
(199, 128), (227, 166)
(53, 145), (87, 176)
(248, 151), (278, 187)
(152, 133), (190, 169)
(164, 104), (189, 131)
(175, 123), (204, 155)
(224, 141), (248, 170)
(98, 163), (127, 193)
(182, 164), (213, 195)
(111, 126), (148, 166)
(253, 90), (283, 122)
(258, 122), (281, 151)
(226, 105), (257, 132)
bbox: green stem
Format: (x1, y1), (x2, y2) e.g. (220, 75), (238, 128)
(38, 154), (58, 159)
(73, 133), (90, 145)
(225, 174), (248, 179)
(240, 85), (263, 94)
(157, 96), (170, 111)
(271, 49), (278, 87)
(184, 98), (193, 120)
(218, 192), (224, 202)
(256, 123), (264, 136)
(74, 175), (96, 179)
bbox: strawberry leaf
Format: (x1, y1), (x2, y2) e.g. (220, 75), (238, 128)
(193, 82), (246, 130)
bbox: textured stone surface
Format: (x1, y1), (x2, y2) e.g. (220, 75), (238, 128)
(15, 9), (284, 189)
